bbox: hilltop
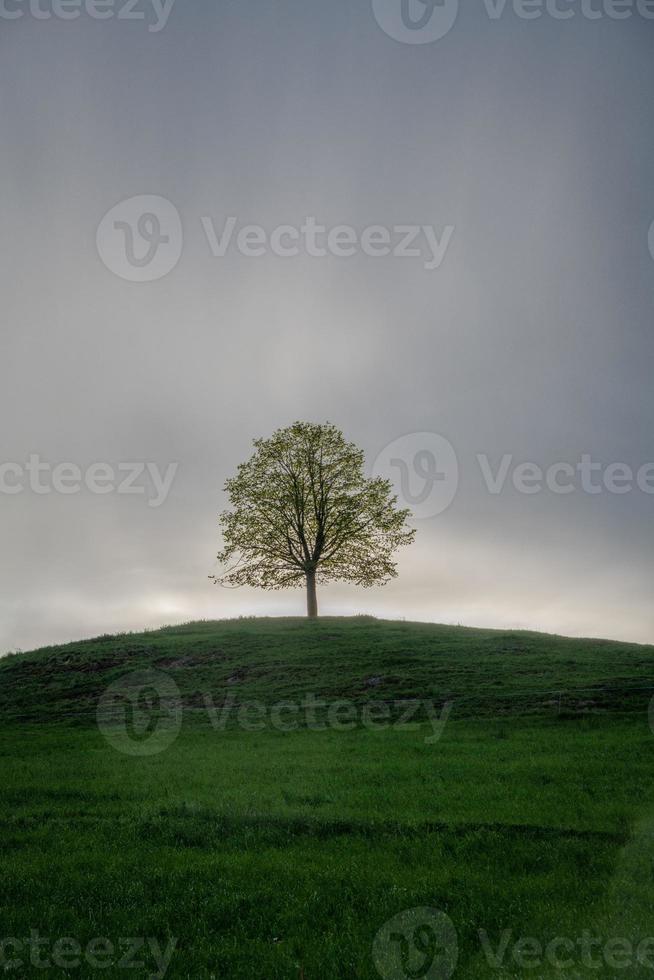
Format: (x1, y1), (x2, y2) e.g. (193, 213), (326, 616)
(1, 616), (652, 723)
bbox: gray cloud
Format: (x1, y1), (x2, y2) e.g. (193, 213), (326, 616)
(1, 4), (653, 651)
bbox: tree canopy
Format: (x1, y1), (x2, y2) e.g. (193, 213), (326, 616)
(212, 421), (415, 616)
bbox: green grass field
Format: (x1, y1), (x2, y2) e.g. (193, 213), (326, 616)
(2, 618), (654, 978)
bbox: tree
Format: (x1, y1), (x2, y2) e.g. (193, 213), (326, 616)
(212, 421), (416, 618)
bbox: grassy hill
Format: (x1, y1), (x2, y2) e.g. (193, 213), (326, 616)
(3, 618), (654, 978)
(2, 616), (654, 723)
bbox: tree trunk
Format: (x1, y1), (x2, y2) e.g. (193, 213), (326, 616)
(306, 569), (318, 618)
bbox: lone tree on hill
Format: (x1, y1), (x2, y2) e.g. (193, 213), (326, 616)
(212, 421), (415, 618)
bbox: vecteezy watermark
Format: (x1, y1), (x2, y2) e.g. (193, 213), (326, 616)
(97, 670), (453, 753)
(372, 0), (460, 44)
(372, 913), (654, 977)
(479, 928), (654, 971)
(0, 932), (177, 976)
(203, 693), (452, 745)
(0, 0), (176, 30)
(96, 196), (183, 282)
(0, 456), (178, 507)
(373, 907), (459, 980)
(476, 453), (654, 496)
(649, 220), (654, 264)
(373, 432), (654, 518)
(201, 217), (454, 271)
(371, 433), (459, 519)
(372, 0), (654, 43)
(97, 669), (183, 755)
(96, 196), (455, 282)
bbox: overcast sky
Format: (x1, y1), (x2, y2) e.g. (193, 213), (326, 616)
(1, 1), (653, 652)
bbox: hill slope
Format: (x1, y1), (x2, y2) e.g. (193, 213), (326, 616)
(3, 618), (654, 977)
(1, 616), (653, 723)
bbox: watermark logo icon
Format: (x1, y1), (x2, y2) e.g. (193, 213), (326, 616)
(372, 432), (459, 518)
(372, 0), (459, 43)
(648, 221), (654, 264)
(96, 195), (182, 282)
(97, 669), (182, 755)
(373, 907), (459, 979)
